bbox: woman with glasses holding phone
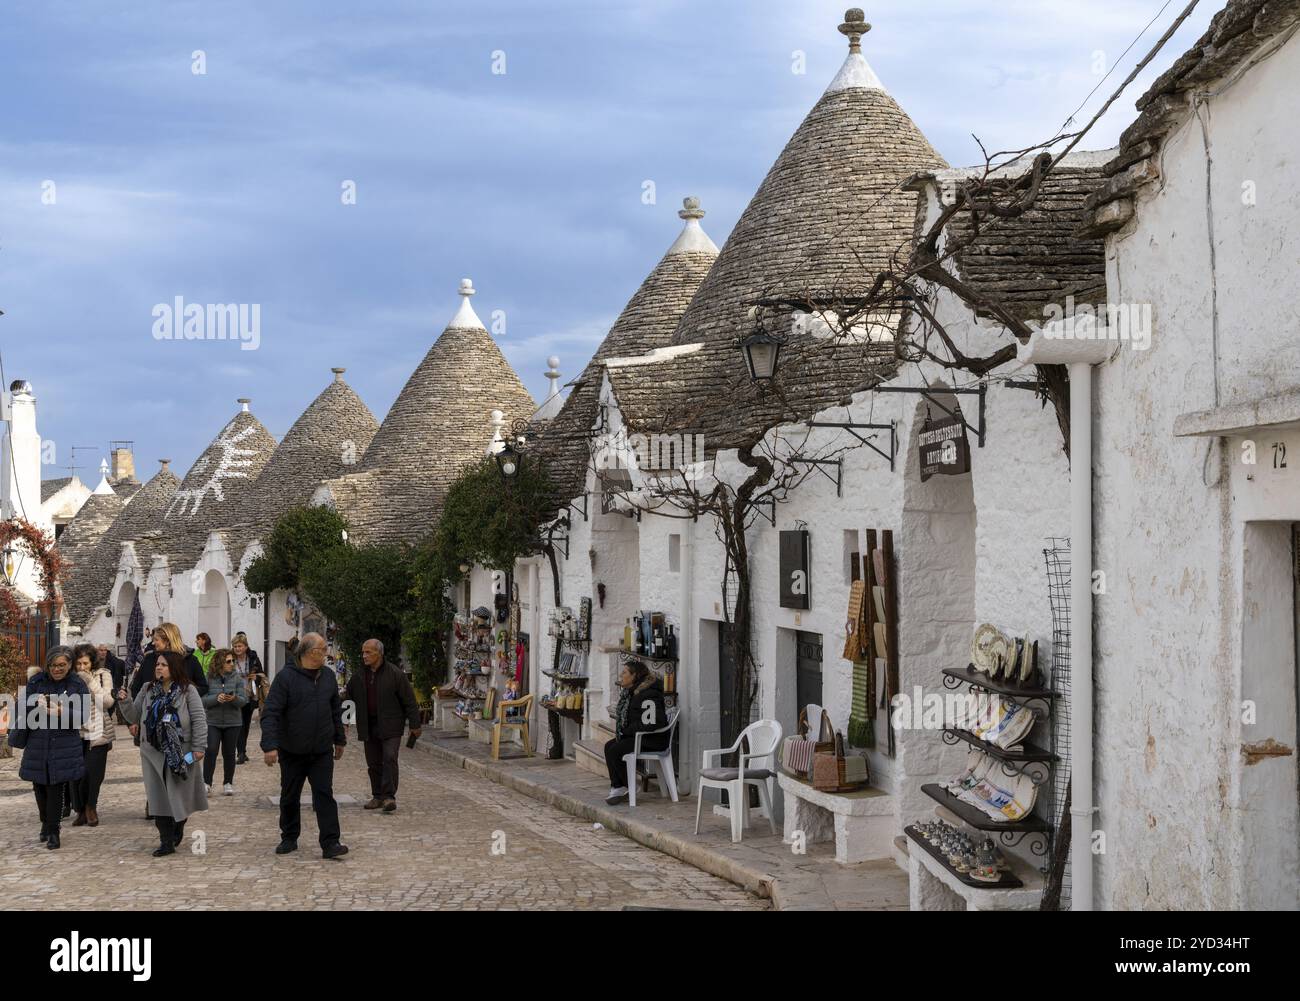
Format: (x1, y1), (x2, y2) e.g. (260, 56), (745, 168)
(201, 648), (246, 795)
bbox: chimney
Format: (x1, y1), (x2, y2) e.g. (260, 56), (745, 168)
(110, 441), (137, 483)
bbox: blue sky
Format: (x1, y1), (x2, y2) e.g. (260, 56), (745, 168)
(2, 0), (1216, 482)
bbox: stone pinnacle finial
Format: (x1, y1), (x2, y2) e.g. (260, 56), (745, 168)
(159, 459), (171, 470)
(678, 196), (705, 221)
(544, 356), (561, 400)
(237, 397), (251, 412)
(838, 8), (871, 52)
(331, 367), (346, 382)
(459, 278), (475, 298)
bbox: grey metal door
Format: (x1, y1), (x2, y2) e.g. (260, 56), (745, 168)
(719, 622), (738, 749)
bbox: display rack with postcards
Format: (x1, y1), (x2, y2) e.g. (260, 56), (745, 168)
(906, 622), (1061, 885)
(542, 599), (591, 756)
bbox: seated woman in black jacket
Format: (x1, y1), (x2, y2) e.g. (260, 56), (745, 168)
(602, 660), (668, 804)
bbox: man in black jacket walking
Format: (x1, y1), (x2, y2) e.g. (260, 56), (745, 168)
(344, 639), (421, 813)
(260, 633), (348, 859)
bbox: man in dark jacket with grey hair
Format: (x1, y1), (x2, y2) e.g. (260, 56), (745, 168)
(344, 638), (420, 813)
(260, 632), (347, 859)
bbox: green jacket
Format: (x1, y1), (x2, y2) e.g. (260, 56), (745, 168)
(193, 647), (216, 678)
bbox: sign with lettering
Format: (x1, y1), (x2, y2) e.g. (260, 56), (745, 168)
(918, 410), (971, 481)
(779, 530), (811, 610)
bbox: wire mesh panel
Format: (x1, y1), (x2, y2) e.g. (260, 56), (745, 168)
(1043, 537), (1072, 910)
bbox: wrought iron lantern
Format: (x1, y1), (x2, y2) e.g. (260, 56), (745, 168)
(739, 310), (784, 382)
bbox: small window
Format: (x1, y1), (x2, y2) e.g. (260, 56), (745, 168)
(668, 534), (681, 573)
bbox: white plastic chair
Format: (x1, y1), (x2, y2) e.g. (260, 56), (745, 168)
(623, 707), (680, 807)
(694, 719), (784, 843)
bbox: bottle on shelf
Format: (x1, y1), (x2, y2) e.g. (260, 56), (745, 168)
(624, 618), (633, 651)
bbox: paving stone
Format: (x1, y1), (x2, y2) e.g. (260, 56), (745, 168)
(0, 725), (767, 911)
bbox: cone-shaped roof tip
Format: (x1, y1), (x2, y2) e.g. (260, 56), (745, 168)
(332, 367), (346, 382)
(237, 397), (251, 412)
(827, 8), (884, 94)
(668, 196), (720, 255)
(838, 9), (870, 51)
(448, 277), (485, 330)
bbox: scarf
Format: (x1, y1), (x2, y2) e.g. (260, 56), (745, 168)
(615, 686), (631, 737)
(144, 682), (188, 779)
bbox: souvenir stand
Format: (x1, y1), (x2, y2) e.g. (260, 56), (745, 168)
(542, 597), (590, 760)
(904, 618), (1062, 908)
(437, 606), (495, 732)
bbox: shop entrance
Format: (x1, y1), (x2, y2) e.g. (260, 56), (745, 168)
(796, 630), (823, 710)
(197, 569), (231, 646)
(896, 390), (976, 821)
(1238, 521), (1300, 909)
(718, 622), (739, 749)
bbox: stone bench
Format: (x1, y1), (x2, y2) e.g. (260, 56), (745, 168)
(778, 773), (895, 864)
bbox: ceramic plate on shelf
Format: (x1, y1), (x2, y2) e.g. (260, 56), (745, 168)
(971, 624), (1005, 673)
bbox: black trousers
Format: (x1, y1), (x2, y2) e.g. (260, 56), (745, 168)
(236, 702), (256, 758)
(278, 750), (340, 849)
(363, 733), (401, 800)
(204, 726), (240, 786)
(34, 782), (65, 834)
(603, 735), (668, 787)
(154, 815), (187, 847)
(73, 744), (110, 810)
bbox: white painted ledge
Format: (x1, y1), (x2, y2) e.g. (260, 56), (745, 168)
(1174, 387), (1300, 437)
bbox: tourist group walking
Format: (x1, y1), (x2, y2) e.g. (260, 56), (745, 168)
(4, 627), (421, 859)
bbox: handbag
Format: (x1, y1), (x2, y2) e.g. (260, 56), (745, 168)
(813, 731), (870, 792)
(781, 707), (835, 778)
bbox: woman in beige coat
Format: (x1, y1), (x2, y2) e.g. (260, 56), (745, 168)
(71, 643), (116, 827)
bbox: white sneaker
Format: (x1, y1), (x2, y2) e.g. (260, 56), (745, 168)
(223, 783), (234, 796)
(205, 784), (211, 794)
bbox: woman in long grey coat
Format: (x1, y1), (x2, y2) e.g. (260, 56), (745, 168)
(119, 650), (209, 856)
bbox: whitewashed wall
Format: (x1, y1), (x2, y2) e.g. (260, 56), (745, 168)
(1093, 29), (1300, 910)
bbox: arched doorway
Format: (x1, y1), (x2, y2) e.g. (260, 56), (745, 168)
(113, 582), (137, 652)
(896, 390), (976, 825)
(197, 569), (231, 646)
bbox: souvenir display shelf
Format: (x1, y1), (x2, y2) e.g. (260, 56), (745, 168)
(904, 824), (1024, 890)
(931, 652), (1062, 874)
(543, 599), (592, 758)
(446, 610), (496, 720)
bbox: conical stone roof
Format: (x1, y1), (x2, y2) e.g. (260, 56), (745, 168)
(226, 369), (379, 557)
(325, 280), (537, 546)
(157, 404), (278, 568)
(56, 490), (125, 577)
(619, 10), (948, 452)
(533, 197), (719, 503)
(62, 460), (180, 628)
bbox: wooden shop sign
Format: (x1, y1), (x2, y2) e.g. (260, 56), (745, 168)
(918, 410), (971, 481)
(779, 529), (811, 610)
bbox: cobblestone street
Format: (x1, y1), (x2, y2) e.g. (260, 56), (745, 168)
(0, 727), (768, 911)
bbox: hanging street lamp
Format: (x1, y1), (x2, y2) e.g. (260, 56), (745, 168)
(739, 308), (785, 382)
(495, 438), (521, 481)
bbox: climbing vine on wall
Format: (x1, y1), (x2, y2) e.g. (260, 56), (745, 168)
(0, 518), (66, 732)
